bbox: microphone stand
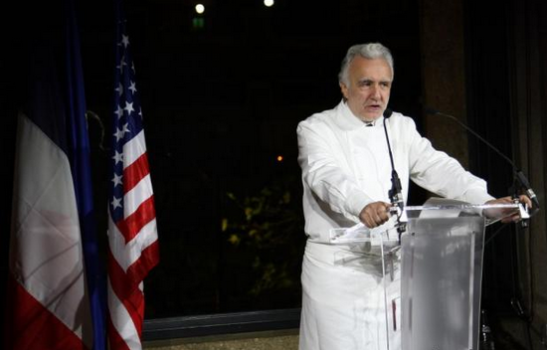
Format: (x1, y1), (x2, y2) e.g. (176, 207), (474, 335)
(382, 109), (406, 239)
(425, 108), (539, 224)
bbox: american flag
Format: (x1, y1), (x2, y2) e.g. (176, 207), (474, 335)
(107, 2), (159, 349)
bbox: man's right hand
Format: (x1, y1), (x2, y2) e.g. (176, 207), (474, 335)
(359, 201), (392, 228)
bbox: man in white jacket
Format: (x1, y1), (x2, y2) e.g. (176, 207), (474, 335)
(296, 42), (529, 350)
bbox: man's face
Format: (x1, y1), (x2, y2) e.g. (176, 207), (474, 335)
(340, 57), (393, 122)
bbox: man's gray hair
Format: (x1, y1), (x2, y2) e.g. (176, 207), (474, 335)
(338, 43), (394, 85)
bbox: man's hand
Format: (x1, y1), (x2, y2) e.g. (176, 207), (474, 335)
(359, 201), (392, 228)
(485, 195), (533, 223)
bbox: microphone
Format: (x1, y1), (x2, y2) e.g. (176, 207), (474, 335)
(425, 107), (540, 214)
(383, 108), (405, 235)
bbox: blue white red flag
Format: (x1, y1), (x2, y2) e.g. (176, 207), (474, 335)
(6, 1), (106, 349)
(107, 1), (160, 349)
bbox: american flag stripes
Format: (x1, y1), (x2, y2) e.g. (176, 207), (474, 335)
(107, 2), (159, 349)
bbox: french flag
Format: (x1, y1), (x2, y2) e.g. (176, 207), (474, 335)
(5, 1), (106, 349)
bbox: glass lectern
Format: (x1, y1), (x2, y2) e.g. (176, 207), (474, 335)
(329, 198), (527, 350)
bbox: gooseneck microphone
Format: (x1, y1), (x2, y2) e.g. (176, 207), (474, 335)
(382, 109), (403, 210)
(425, 107), (540, 214)
(382, 108), (405, 235)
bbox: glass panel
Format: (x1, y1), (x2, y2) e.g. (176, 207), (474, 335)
(329, 224), (402, 349)
(401, 214), (486, 350)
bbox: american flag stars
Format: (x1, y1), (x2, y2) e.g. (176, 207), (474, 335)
(129, 81), (137, 94)
(111, 196), (122, 210)
(112, 150), (123, 164)
(123, 101), (134, 115)
(121, 34), (130, 48)
(114, 105), (123, 118)
(113, 123), (130, 141)
(115, 82), (123, 96)
(117, 55), (127, 73)
(112, 173), (123, 187)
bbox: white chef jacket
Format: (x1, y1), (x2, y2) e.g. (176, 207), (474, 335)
(296, 100), (494, 350)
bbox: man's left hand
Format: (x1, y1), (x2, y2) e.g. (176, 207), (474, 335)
(485, 195), (532, 223)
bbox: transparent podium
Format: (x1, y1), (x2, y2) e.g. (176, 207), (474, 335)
(329, 199), (527, 350)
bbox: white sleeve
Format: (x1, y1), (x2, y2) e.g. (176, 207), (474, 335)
(406, 119), (495, 204)
(297, 120), (374, 222)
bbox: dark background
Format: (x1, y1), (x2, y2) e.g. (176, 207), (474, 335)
(2, 0), (546, 348)
(78, 0), (424, 318)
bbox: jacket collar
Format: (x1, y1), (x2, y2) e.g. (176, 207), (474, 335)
(334, 100), (385, 131)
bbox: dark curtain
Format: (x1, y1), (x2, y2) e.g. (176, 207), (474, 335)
(466, 0), (547, 347)
(506, 0), (547, 346)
